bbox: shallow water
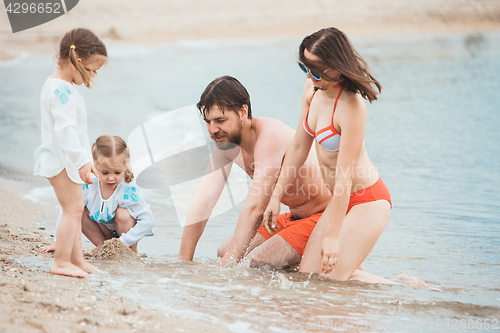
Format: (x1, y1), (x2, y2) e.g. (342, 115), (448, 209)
(2, 32), (500, 332)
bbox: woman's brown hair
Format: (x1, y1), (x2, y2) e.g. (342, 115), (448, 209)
(299, 27), (381, 103)
(58, 28), (107, 88)
(91, 135), (134, 183)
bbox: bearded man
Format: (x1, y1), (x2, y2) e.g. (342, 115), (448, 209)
(178, 76), (332, 268)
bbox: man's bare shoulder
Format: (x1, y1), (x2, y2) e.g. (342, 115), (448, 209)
(250, 117), (294, 161)
(252, 117), (295, 142)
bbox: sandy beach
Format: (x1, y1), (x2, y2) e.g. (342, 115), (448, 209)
(0, 177), (228, 333)
(1, 1), (500, 332)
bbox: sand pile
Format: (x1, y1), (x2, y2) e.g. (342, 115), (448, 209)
(94, 238), (141, 261)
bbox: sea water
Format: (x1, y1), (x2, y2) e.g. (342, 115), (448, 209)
(2, 32), (500, 332)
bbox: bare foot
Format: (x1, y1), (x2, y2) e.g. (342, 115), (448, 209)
(40, 244), (56, 253)
(89, 246), (102, 256)
(75, 260), (103, 274)
(393, 273), (410, 282)
(393, 274), (437, 289)
(51, 262), (90, 278)
(320, 269), (398, 284)
(405, 277), (429, 288)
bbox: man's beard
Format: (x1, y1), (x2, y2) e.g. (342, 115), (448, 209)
(211, 129), (242, 151)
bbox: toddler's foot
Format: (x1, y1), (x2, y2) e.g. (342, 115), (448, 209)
(40, 244), (56, 253)
(51, 262), (89, 278)
(90, 246), (102, 256)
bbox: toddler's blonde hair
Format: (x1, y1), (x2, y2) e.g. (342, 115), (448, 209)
(91, 135), (133, 183)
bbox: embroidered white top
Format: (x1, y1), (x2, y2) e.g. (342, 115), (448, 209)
(83, 177), (155, 247)
(34, 78), (91, 184)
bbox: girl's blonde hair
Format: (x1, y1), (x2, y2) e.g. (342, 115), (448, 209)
(91, 135), (134, 183)
(58, 28), (107, 88)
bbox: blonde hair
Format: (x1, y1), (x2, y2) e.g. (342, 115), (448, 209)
(91, 135), (134, 183)
(58, 28), (107, 88)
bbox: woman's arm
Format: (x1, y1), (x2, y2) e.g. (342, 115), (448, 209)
(321, 96), (367, 273)
(263, 81), (315, 233)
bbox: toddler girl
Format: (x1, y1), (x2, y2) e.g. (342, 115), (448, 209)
(43, 135), (155, 256)
(82, 135), (155, 255)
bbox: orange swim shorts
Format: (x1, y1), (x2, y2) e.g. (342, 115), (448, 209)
(257, 211), (323, 256)
(257, 177), (391, 256)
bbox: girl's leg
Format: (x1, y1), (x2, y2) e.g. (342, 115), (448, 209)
(81, 207), (111, 255)
(48, 170), (91, 277)
(299, 200), (390, 282)
(70, 223), (102, 273)
(114, 207), (138, 252)
(88, 223), (113, 256)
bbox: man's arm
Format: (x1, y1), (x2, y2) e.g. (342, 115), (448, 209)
(178, 150), (234, 261)
(179, 219), (209, 260)
(220, 136), (285, 265)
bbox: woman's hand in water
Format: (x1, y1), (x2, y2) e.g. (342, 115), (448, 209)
(321, 235), (340, 273)
(263, 196), (281, 236)
(79, 162), (97, 184)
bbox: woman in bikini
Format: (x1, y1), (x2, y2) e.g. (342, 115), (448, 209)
(263, 27), (392, 281)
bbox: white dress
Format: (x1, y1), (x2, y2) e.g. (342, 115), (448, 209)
(83, 177), (155, 247)
(34, 78), (91, 184)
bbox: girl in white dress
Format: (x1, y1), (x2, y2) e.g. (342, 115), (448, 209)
(34, 28), (107, 278)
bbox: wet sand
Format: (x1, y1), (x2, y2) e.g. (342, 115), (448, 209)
(0, 177), (227, 333)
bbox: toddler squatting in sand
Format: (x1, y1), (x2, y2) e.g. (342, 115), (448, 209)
(43, 135), (155, 256)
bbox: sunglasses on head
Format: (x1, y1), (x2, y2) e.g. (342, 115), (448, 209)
(298, 62), (330, 81)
